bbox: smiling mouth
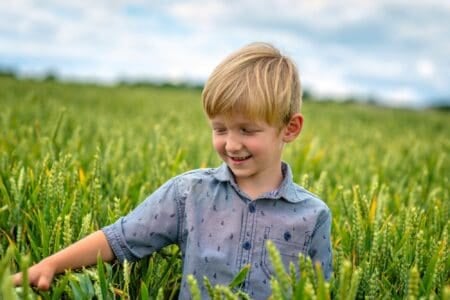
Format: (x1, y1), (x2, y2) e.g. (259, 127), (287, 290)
(228, 155), (252, 162)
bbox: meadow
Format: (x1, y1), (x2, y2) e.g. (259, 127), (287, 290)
(0, 76), (448, 299)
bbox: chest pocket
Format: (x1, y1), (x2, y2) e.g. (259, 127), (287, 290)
(261, 227), (310, 279)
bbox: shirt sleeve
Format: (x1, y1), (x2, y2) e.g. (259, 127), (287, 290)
(308, 208), (333, 280)
(102, 177), (181, 262)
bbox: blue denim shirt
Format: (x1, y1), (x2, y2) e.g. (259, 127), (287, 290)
(102, 162), (332, 299)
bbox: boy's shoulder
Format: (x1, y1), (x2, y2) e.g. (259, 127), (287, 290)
(169, 166), (226, 197)
(284, 181), (330, 211)
(171, 166), (224, 187)
(279, 163), (330, 210)
(174, 164), (232, 183)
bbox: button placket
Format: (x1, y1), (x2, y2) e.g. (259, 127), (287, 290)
(246, 203), (256, 252)
(248, 202), (256, 213)
(243, 241), (252, 250)
(237, 200), (257, 290)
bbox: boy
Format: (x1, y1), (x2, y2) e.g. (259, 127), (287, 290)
(13, 42), (332, 299)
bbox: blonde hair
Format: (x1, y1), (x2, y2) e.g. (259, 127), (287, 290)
(202, 42), (302, 127)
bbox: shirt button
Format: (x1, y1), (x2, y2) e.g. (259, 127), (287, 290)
(248, 203), (256, 213)
(243, 241), (251, 250)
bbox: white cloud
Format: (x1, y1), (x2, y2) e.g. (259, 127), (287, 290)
(381, 87), (421, 107)
(416, 59), (435, 79)
(0, 0), (449, 106)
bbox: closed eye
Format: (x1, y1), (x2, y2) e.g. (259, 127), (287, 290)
(240, 128), (260, 135)
(213, 128), (227, 135)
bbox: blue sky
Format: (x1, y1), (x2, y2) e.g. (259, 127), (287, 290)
(0, 0), (449, 108)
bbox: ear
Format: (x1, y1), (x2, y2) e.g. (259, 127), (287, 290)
(282, 113), (303, 143)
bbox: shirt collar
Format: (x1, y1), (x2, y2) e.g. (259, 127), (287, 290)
(211, 162), (302, 203)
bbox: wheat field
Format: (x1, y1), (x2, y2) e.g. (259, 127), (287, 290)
(0, 77), (448, 299)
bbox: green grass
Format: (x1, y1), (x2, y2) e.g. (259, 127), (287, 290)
(0, 77), (449, 299)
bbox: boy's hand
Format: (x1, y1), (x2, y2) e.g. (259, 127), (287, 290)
(12, 260), (56, 291)
(11, 230), (114, 291)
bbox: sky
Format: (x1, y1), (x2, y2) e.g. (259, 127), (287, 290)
(0, 0), (449, 108)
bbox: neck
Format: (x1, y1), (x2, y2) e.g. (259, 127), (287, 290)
(236, 167), (283, 200)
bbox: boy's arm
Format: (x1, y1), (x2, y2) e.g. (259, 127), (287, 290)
(12, 230), (115, 290)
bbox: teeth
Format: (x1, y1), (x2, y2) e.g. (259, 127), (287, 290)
(230, 155), (250, 161)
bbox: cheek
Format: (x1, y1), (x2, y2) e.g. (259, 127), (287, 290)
(212, 135), (223, 152)
(247, 137), (279, 154)
(243, 139), (262, 154)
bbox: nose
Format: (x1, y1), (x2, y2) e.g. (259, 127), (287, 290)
(225, 133), (242, 153)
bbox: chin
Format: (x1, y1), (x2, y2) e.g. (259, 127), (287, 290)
(230, 168), (255, 178)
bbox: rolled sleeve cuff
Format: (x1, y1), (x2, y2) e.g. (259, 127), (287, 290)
(102, 219), (139, 263)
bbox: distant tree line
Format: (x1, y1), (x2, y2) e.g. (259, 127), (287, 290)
(118, 79), (203, 91)
(1, 66), (448, 110)
(0, 67), (17, 78)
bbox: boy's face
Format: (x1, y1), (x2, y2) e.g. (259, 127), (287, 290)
(210, 113), (287, 187)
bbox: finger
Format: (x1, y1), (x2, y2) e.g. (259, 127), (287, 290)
(37, 275), (51, 291)
(11, 273), (23, 286)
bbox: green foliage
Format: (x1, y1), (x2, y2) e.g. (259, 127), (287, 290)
(0, 77), (449, 298)
(186, 265), (251, 299)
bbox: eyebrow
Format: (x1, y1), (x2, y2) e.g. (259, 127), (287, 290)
(210, 121), (225, 127)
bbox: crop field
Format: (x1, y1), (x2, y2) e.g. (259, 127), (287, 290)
(0, 76), (449, 299)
